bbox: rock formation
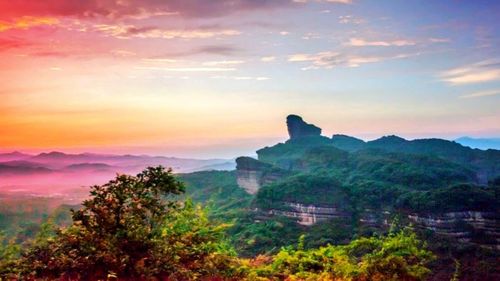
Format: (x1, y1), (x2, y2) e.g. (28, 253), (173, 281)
(409, 211), (500, 249)
(269, 202), (350, 225)
(286, 115), (321, 140)
(235, 157), (286, 194)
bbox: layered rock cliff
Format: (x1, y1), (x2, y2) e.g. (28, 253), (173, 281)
(235, 157), (288, 194)
(409, 211), (500, 249)
(269, 202), (351, 225)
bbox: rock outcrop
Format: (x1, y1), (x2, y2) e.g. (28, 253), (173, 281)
(235, 157), (286, 194)
(409, 211), (500, 249)
(269, 202), (350, 225)
(286, 115), (321, 140)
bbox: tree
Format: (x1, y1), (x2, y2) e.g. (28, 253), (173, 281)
(0, 231), (21, 278)
(242, 228), (435, 281)
(17, 166), (237, 280)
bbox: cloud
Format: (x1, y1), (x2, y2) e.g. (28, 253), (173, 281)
(0, 0), (295, 21)
(211, 76), (270, 81)
(294, 0), (352, 3)
(29, 50), (71, 57)
(94, 24), (241, 39)
(0, 38), (31, 51)
(195, 45), (241, 56)
(347, 38), (416, 47)
(440, 60), (500, 85)
(261, 56), (276, 62)
(301, 32), (321, 40)
(338, 15), (364, 24)
(138, 57), (246, 73)
(460, 89), (500, 99)
(142, 58), (177, 63)
(0, 16), (59, 32)
(202, 60), (245, 66)
(429, 37), (450, 43)
(288, 51), (418, 69)
(149, 45), (242, 60)
(326, 0), (353, 3)
(135, 66), (236, 72)
(288, 51), (370, 69)
(110, 49), (136, 57)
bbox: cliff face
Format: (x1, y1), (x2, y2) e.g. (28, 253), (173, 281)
(236, 169), (261, 195)
(266, 205), (500, 249)
(265, 203), (392, 229)
(269, 202), (350, 225)
(235, 157), (287, 194)
(409, 211), (500, 249)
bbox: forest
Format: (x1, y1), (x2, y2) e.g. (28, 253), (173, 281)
(0, 167), (435, 280)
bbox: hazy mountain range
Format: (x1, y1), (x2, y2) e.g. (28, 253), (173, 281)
(1, 135), (497, 200)
(0, 151), (235, 200)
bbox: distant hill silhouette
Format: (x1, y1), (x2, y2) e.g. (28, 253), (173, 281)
(455, 136), (500, 150)
(0, 151), (235, 199)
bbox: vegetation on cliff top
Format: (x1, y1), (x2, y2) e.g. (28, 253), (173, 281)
(0, 167), (435, 280)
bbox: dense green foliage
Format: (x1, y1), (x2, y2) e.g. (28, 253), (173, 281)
(1, 130), (499, 280)
(0, 232), (20, 278)
(397, 183), (499, 213)
(238, 134), (499, 279)
(242, 228), (435, 281)
(258, 134), (500, 182)
(253, 142), (495, 217)
(257, 136), (333, 168)
(178, 170), (252, 219)
(0, 167), (437, 281)
(256, 174), (351, 209)
(3, 167), (238, 280)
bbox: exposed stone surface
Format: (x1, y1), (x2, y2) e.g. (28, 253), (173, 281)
(358, 209), (392, 228)
(236, 170), (261, 195)
(269, 202), (350, 225)
(235, 157), (286, 194)
(409, 211), (500, 249)
(286, 115), (321, 140)
(261, 203), (500, 249)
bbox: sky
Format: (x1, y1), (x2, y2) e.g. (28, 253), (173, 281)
(0, 0), (499, 158)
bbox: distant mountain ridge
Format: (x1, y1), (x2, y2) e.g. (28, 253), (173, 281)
(0, 151), (235, 198)
(0, 151), (234, 172)
(255, 122), (499, 184)
(455, 136), (500, 150)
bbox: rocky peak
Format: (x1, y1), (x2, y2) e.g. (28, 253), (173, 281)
(286, 115), (322, 140)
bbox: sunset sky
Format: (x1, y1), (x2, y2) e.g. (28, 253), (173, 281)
(0, 0), (499, 158)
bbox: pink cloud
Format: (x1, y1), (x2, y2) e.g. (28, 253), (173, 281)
(0, 38), (31, 51)
(0, 0), (295, 21)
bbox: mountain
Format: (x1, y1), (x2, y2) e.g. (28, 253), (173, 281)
(331, 134), (365, 151)
(63, 163), (114, 172)
(0, 151), (32, 162)
(0, 164), (53, 176)
(256, 116), (499, 184)
(455, 136), (500, 150)
(0, 152), (234, 199)
(226, 115), (500, 259)
(27, 152), (229, 170)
